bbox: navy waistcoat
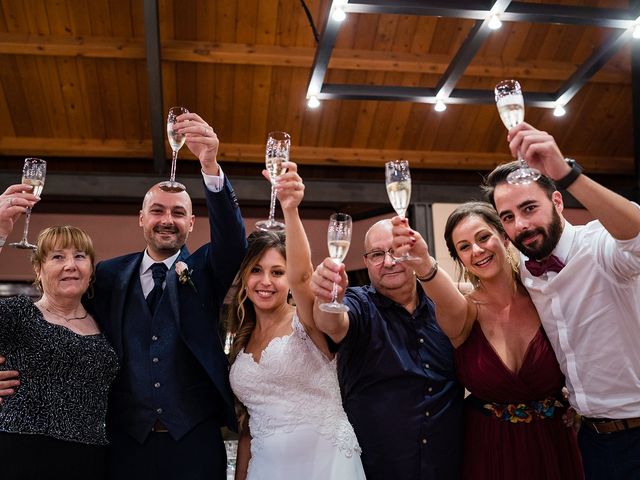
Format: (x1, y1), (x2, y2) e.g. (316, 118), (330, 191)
(107, 276), (223, 443)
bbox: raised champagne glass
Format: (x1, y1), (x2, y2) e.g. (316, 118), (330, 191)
(319, 213), (352, 313)
(10, 157), (46, 250)
(385, 160), (419, 262)
(159, 106), (189, 192)
(255, 131), (290, 232)
(494, 80), (540, 184)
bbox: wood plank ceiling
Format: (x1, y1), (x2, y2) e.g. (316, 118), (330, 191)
(0, 0), (636, 217)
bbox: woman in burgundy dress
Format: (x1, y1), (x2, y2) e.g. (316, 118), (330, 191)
(391, 202), (583, 479)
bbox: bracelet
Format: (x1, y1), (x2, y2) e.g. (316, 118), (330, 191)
(416, 258), (439, 282)
(554, 158), (582, 190)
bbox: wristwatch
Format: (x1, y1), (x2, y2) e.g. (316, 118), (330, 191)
(554, 158), (582, 190)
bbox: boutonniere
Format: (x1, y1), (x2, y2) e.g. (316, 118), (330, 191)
(175, 261), (197, 293)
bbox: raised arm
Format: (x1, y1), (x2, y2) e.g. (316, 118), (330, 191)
(274, 162), (331, 356)
(391, 217), (476, 347)
(509, 122), (640, 240)
(0, 183), (40, 253)
(177, 113), (248, 294)
(310, 258), (350, 343)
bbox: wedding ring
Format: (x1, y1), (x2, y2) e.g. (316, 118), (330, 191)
(8, 198), (13, 207)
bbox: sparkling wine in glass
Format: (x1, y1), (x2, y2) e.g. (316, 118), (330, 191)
(319, 213), (352, 313)
(159, 106), (189, 192)
(385, 160), (419, 262)
(255, 131), (290, 232)
(10, 157), (46, 250)
(494, 80), (540, 185)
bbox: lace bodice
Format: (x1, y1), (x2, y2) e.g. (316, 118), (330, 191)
(230, 315), (360, 457)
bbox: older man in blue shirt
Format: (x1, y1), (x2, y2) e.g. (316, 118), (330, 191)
(311, 218), (463, 480)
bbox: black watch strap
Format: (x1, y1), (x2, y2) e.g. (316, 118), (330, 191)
(554, 159), (582, 190)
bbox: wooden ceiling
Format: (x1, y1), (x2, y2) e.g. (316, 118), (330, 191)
(0, 0), (637, 217)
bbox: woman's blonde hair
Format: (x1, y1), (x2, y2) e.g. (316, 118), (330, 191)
(30, 226), (96, 291)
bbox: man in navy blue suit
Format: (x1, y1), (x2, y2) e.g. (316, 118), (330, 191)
(92, 112), (247, 479)
(0, 112), (247, 479)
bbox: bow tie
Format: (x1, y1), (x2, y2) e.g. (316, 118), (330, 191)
(525, 255), (565, 277)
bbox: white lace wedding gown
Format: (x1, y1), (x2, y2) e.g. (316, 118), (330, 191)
(230, 315), (366, 480)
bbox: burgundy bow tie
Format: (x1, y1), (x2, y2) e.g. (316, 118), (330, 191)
(525, 255), (565, 277)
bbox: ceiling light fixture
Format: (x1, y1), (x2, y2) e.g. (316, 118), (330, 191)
(332, 6), (346, 22)
(434, 100), (447, 112)
(488, 14), (502, 30)
(553, 104), (566, 117)
(307, 95), (321, 109)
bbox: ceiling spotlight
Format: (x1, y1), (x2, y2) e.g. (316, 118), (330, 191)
(332, 6), (347, 22)
(488, 15), (502, 30)
(553, 105), (566, 117)
(633, 23), (640, 39)
(434, 100), (447, 112)
(307, 95), (320, 109)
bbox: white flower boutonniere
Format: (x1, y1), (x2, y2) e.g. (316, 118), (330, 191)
(175, 261), (197, 293)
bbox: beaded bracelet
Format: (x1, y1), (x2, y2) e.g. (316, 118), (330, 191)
(416, 258), (439, 282)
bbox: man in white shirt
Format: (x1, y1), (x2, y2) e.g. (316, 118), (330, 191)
(482, 122), (640, 480)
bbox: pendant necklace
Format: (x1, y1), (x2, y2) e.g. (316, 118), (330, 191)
(41, 304), (88, 322)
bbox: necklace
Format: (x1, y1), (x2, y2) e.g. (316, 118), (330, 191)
(42, 305), (89, 322)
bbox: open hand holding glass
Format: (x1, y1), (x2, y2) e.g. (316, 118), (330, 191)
(494, 80), (540, 185)
(255, 131), (290, 232)
(10, 157), (46, 250)
(159, 106), (189, 192)
(319, 213), (352, 313)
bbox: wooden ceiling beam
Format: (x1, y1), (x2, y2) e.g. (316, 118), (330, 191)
(0, 33), (628, 84)
(0, 136), (631, 173)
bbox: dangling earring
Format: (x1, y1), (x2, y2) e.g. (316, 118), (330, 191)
(463, 268), (471, 283)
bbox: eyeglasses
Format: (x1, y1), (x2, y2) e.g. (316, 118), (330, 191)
(363, 248), (396, 266)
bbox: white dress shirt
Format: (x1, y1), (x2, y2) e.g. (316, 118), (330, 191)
(139, 169), (224, 297)
(520, 220), (640, 419)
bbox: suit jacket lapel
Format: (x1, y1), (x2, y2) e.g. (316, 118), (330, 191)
(111, 254), (142, 359)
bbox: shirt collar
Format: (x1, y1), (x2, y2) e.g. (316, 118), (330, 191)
(140, 249), (181, 275)
(552, 220), (575, 265)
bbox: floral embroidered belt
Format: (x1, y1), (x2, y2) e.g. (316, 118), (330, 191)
(467, 394), (566, 424)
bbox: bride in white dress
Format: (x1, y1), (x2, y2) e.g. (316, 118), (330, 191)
(227, 162), (365, 480)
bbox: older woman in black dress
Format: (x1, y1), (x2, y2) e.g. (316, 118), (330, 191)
(0, 183), (118, 480)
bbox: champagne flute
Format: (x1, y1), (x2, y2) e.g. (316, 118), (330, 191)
(385, 160), (419, 262)
(255, 131), (290, 232)
(159, 106), (189, 192)
(319, 213), (352, 313)
(494, 80), (540, 184)
(10, 157), (46, 250)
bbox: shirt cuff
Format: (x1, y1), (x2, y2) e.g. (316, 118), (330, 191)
(201, 167), (225, 192)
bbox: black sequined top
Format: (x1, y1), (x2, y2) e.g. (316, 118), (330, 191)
(0, 295), (118, 445)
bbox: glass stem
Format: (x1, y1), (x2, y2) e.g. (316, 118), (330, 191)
(268, 184), (277, 223)
(330, 281), (339, 303)
(21, 207), (32, 242)
(169, 150), (178, 183)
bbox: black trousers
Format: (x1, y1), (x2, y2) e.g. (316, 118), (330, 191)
(0, 432), (107, 480)
(107, 418), (227, 480)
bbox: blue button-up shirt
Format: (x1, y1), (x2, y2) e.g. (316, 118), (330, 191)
(340, 284), (463, 480)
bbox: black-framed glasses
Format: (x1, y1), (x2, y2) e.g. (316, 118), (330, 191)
(363, 248), (396, 266)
